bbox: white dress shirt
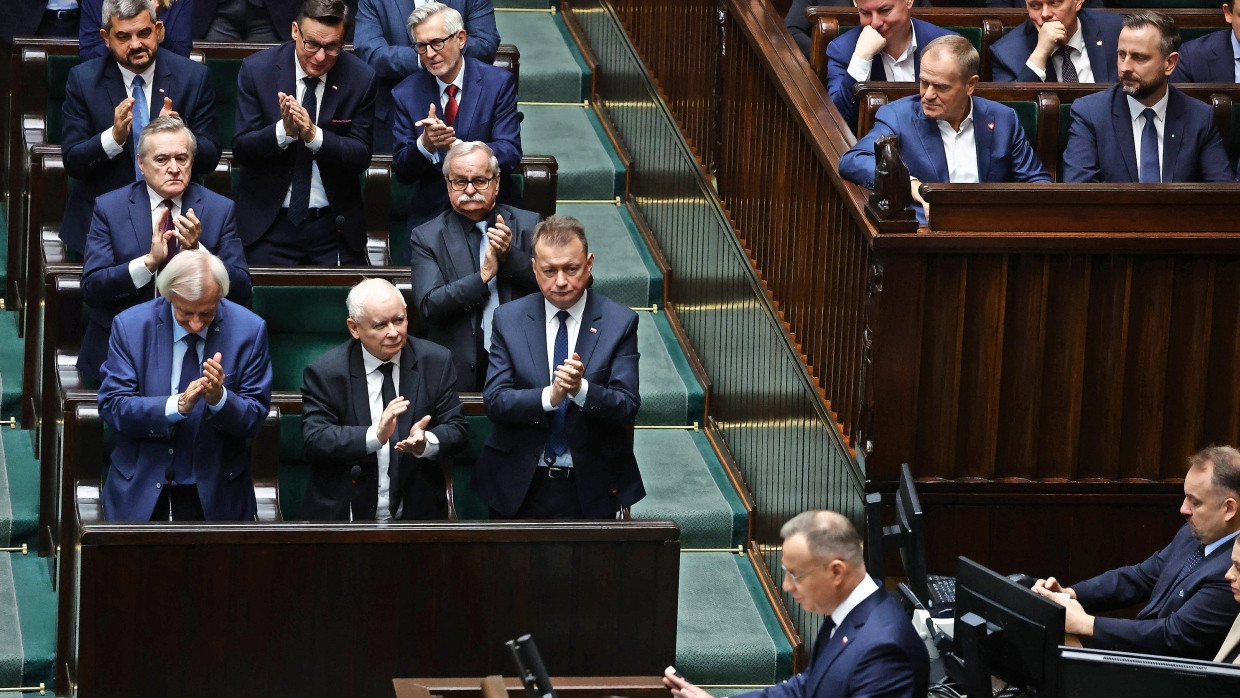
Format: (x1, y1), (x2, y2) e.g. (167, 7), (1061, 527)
(936, 100), (979, 184)
(101, 61), (157, 158)
(539, 291), (591, 469)
(828, 573), (881, 639)
(275, 61), (329, 210)
(1127, 89), (1169, 182)
(360, 347), (439, 521)
(417, 62), (467, 163)
(1026, 21), (1095, 83)
(847, 24), (919, 83)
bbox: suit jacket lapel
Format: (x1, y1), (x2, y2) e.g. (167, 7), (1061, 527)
(102, 60), (128, 119)
(155, 300), (175, 392)
(347, 341), (372, 429)
(1162, 91), (1186, 183)
(915, 107), (950, 182)
(573, 292), (604, 368)
(804, 590), (882, 698)
(1110, 87), (1140, 182)
(1083, 16), (1109, 80)
(523, 299), (550, 385)
(129, 184), (153, 260)
(454, 61), (481, 135)
(973, 98), (993, 182)
(445, 213), (479, 281)
(150, 57), (174, 116)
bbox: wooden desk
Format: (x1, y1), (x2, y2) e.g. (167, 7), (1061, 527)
(394, 676), (668, 698)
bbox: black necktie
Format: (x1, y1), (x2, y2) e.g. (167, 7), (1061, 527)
(378, 362), (400, 512)
(288, 76), (319, 225)
(543, 310), (570, 464)
(1055, 45), (1079, 83)
(178, 334), (200, 393)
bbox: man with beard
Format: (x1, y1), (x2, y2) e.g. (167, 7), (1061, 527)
(1032, 446), (1240, 659)
(1063, 11), (1232, 183)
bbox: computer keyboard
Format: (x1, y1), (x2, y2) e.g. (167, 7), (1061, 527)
(927, 574), (956, 608)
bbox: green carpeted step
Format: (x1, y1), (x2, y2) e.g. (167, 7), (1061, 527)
(520, 104), (625, 200)
(495, 0), (554, 9)
(631, 430), (745, 548)
(560, 202), (661, 308)
(496, 10), (589, 103)
(677, 552), (794, 686)
(0, 552), (56, 694)
(0, 313), (22, 420)
(0, 429), (39, 548)
(635, 311), (699, 426)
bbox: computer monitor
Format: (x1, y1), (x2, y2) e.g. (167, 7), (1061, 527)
(946, 556), (1066, 698)
(1058, 647), (1240, 698)
(863, 463), (929, 601)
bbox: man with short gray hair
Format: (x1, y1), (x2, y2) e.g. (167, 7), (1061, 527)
(60, 0), (220, 255)
(99, 249), (273, 522)
(410, 140), (539, 391)
(664, 510), (930, 698)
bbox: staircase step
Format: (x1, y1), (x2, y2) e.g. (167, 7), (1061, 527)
(521, 104), (625, 200)
(636, 311), (700, 426)
(560, 202), (661, 308)
(631, 430), (746, 548)
(0, 553), (56, 694)
(0, 428), (39, 549)
(0, 313), (22, 419)
(676, 552), (794, 686)
(496, 10), (590, 103)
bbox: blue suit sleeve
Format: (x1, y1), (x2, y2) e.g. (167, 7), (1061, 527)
(391, 82), (436, 183)
(1198, 120), (1233, 183)
(203, 319), (272, 440)
(182, 65), (222, 176)
(483, 308), (552, 426)
(317, 67), (377, 174)
(1005, 113), (1052, 183)
(1091, 576), (1240, 659)
(580, 310), (640, 422)
(79, 0), (106, 60)
(231, 58), (282, 165)
(158, 0), (195, 58)
(839, 105), (898, 190)
(488, 70), (522, 171)
(211, 202), (253, 306)
(461, 0), (500, 64)
(1061, 102), (1102, 183)
(61, 67), (117, 179)
(81, 202), (151, 307)
(826, 35), (860, 127)
(100, 314), (176, 439)
(354, 0), (421, 80)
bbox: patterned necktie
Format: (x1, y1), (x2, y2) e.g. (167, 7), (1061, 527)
(131, 75), (149, 179)
(1055, 45), (1079, 83)
(479, 221), (500, 351)
(1139, 108), (1161, 183)
(1168, 544), (1205, 592)
(444, 84), (459, 127)
(178, 334), (200, 393)
(161, 199), (180, 267)
(543, 310), (571, 464)
(288, 76), (319, 225)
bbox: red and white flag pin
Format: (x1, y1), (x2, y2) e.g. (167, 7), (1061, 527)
(987, 122), (995, 130)
(589, 327), (598, 334)
(841, 636), (849, 644)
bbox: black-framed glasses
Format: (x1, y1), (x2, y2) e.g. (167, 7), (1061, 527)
(300, 38), (343, 56)
(414, 35), (455, 54)
(448, 176), (497, 191)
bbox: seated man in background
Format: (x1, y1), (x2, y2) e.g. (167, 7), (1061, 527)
(392, 1), (521, 245)
(1172, 0), (1240, 83)
(0, 0), (80, 42)
(1063, 11), (1232, 183)
(664, 510), (930, 698)
(99, 249), (272, 522)
(825, 0), (955, 129)
(81, 117), (251, 382)
(1034, 445), (1240, 660)
(988, 0), (1122, 82)
(60, 0), (220, 255)
(1213, 535), (1240, 664)
(79, 0), (193, 59)
(410, 141), (540, 392)
(783, 0), (930, 61)
(301, 278), (466, 521)
(192, 0), (356, 42)
(839, 35), (1050, 223)
(354, 0), (499, 151)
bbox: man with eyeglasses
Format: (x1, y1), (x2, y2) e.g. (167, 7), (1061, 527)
(392, 1), (521, 260)
(410, 141), (539, 391)
(355, 0), (500, 152)
(664, 511), (930, 698)
(232, 0), (377, 265)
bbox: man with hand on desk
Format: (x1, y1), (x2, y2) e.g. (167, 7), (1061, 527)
(301, 278), (467, 521)
(664, 511), (929, 698)
(839, 35), (1050, 224)
(1033, 445), (1240, 659)
(99, 249), (273, 522)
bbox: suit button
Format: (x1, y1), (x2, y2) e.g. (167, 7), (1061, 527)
(168, 448), (175, 454)
(156, 483), (162, 489)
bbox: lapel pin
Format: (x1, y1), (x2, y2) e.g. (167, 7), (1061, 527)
(987, 122), (995, 130)
(841, 636), (849, 644)
(589, 327), (598, 334)
(159, 88), (165, 93)
(1096, 40), (1103, 46)
(332, 85), (338, 90)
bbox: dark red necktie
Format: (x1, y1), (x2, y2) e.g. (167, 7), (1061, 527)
(444, 84), (459, 127)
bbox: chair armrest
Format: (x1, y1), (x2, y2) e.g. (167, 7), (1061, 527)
(365, 159), (392, 266)
(252, 406), (284, 522)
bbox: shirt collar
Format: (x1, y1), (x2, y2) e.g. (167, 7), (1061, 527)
(360, 344), (399, 374)
(294, 57), (321, 87)
(936, 98), (975, 136)
(1065, 20), (1087, 54)
(1126, 88), (1170, 124)
(830, 573), (880, 632)
(888, 22), (918, 64)
(544, 290), (588, 327)
(435, 60), (467, 98)
(1231, 31), (1240, 62)
(1206, 530), (1240, 557)
(171, 318), (207, 345)
(146, 186), (183, 212)
(117, 60), (157, 93)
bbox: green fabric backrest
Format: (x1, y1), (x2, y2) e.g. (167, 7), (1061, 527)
(47, 55), (80, 144)
(207, 57), (244, 146)
(251, 285), (350, 391)
(279, 412), (310, 520)
(1004, 100), (1039, 149)
(452, 414), (494, 520)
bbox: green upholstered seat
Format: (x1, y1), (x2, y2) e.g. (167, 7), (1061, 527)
(250, 285), (351, 392)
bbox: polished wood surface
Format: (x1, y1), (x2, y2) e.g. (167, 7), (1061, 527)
(393, 676), (667, 698)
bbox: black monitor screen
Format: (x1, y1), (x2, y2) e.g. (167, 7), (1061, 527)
(950, 556), (1066, 696)
(895, 463), (928, 604)
(1059, 647), (1240, 698)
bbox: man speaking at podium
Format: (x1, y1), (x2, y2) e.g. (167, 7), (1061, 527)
(663, 511), (929, 698)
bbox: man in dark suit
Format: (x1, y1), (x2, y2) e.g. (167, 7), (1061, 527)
(60, 0), (220, 255)
(232, 0), (376, 265)
(476, 216), (642, 519)
(99, 249), (273, 522)
(1213, 534), (1240, 664)
(301, 278), (467, 521)
(840, 35), (1050, 223)
(825, 0), (955, 129)
(193, 0), (304, 41)
(1172, 1), (1240, 83)
(665, 511), (930, 698)
(1034, 446), (1240, 659)
(1063, 12), (1232, 183)
(988, 0), (1122, 82)
(81, 116), (251, 382)
(392, 1), (521, 245)
(355, 0), (499, 152)
(0, 0), (79, 42)
(410, 141), (539, 392)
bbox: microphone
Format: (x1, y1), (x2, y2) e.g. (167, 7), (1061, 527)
(164, 465), (176, 522)
(349, 465), (362, 522)
(507, 634), (557, 698)
(335, 215), (346, 234)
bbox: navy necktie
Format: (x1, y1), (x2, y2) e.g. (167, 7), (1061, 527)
(1168, 544), (1205, 592)
(1139, 108), (1161, 183)
(812, 617), (837, 665)
(1055, 45), (1079, 83)
(178, 334), (200, 393)
(288, 76), (319, 224)
(543, 310), (571, 464)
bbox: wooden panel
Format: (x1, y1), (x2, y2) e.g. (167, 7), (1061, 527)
(915, 257), (967, 476)
(1036, 256), (1090, 478)
(994, 255), (1049, 476)
(1076, 256), (1132, 480)
(955, 255), (1007, 479)
(1159, 258), (1215, 470)
(1118, 257), (1174, 479)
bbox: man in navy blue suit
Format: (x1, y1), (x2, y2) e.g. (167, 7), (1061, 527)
(354, 0), (499, 152)
(392, 1), (521, 247)
(476, 216), (642, 519)
(825, 0), (955, 129)
(988, 0), (1122, 83)
(0, 0), (79, 42)
(60, 0), (220, 256)
(81, 117), (251, 382)
(99, 249), (273, 522)
(840, 35), (1050, 223)
(1172, 1), (1240, 83)
(1034, 446), (1240, 659)
(665, 510), (930, 698)
(1063, 12), (1232, 183)
(232, 0), (376, 265)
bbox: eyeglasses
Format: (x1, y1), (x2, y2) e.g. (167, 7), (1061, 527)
(414, 35), (456, 54)
(299, 38), (343, 56)
(448, 175), (497, 191)
(781, 565), (822, 585)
